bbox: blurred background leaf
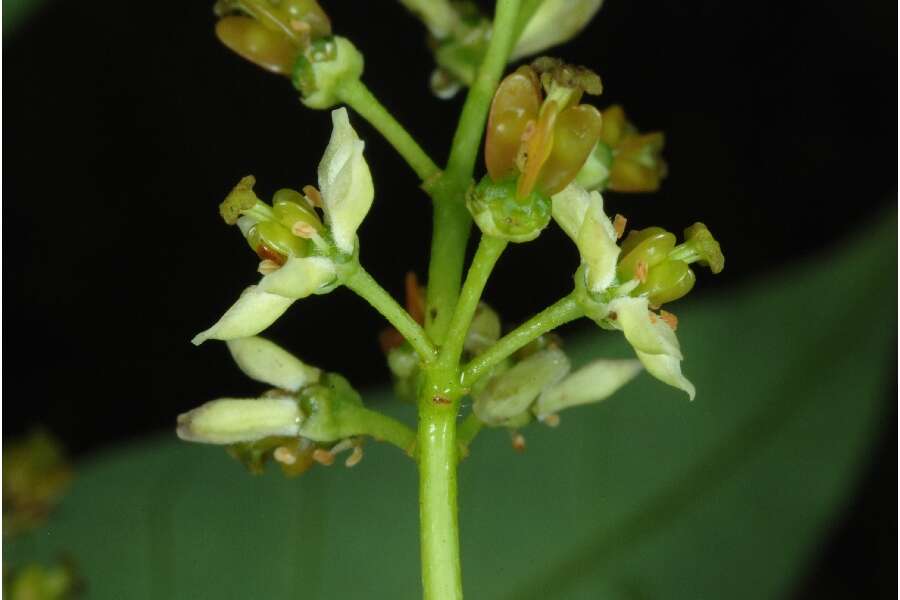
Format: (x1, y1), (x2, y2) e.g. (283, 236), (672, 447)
(5, 211), (894, 598)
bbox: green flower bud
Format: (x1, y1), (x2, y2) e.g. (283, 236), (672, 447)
(574, 141), (613, 191)
(292, 36), (364, 109)
(464, 302), (501, 356)
(533, 358), (641, 419)
(467, 175), (551, 243)
(297, 373), (364, 442)
(3, 430), (72, 538)
(227, 336), (321, 392)
(616, 227), (677, 281)
(176, 396), (302, 444)
(473, 347), (570, 427)
(634, 260), (696, 306)
(668, 222), (725, 274)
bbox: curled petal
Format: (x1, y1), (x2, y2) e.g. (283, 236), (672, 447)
(227, 336), (321, 391)
(192, 286), (295, 345)
(635, 350), (695, 400)
(257, 256), (337, 298)
(551, 184), (619, 293)
(534, 358), (642, 418)
(176, 397), (301, 444)
(606, 296), (694, 399)
(317, 108), (374, 254)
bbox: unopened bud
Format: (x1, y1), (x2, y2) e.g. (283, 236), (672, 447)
(292, 36), (364, 109)
(473, 347), (570, 427)
(464, 303), (502, 355)
(177, 396), (302, 444)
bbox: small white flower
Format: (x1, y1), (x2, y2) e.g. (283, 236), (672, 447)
(318, 107), (374, 254)
(227, 336), (321, 392)
(606, 296), (695, 399)
(551, 184), (620, 294)
(533, 358), (642, 419)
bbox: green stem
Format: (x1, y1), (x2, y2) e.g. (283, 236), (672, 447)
(417, 390), (462, 600)
(439, 235), (508, 370)
(416, 3), (522, 599)
(354, 406), (418, 455)
(461, 293), (582, 388)
(337, 78), (441, 182)
(445, 0), (522, 179)
(344, 266), (436, 361)
(425, 192), (473, 344)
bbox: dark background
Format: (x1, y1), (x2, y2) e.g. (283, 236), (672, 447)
(3, 0), (896, 596)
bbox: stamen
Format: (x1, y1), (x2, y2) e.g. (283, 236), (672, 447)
(273, 446), (297, 465)
(258, 259), (281, 275)
(329, 439), (354, 456)
(303, 185), (323, 208)
(660, 310), (679, 331)
(635, 260), (649, 283)
(344, 446), (364, 468)
(291, 222), (318, 239)
(511, 432), (526, 453)
(312, 448), (334, 466)
(541, 414), (561, 428)
(613, 214), (627, 240)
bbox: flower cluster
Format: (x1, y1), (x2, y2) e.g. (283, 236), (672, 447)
(192, 108), (372, 345)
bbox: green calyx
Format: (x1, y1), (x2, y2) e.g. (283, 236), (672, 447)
(297, 372), (364, 442)
(467, 175), (551, 243)
(292, 36), (364, 109)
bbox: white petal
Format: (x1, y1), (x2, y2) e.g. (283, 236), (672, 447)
(635, 350), (695, 400)
(534, 358), (642, 417)
(176, 397), (301, 444)
(257, 256), (336, 299)
(191, 286), (294, 345)
(227, 336), (321, 392)
(317, 108), (374, 254)
(512, 0), (604, 60)
(608, 296), (682, 359)
(552, 184), (619, 293)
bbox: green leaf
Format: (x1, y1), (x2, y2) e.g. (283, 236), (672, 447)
(6, 212), (895, 599)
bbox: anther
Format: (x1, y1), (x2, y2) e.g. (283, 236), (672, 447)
(273, 446), (297, 465)
(511, 432), (526, 453)
(635, 260), (648, 283)
(345, 446), (364, 468)
(312, 448), (334, 466)
(291, 222), (318, 239)
(258, 259), (281, 275)
(613, 214), (627, 239)
(660, 310), (679, 331)
(303, 185), (323, 208)
(541, 414), (561, 427)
